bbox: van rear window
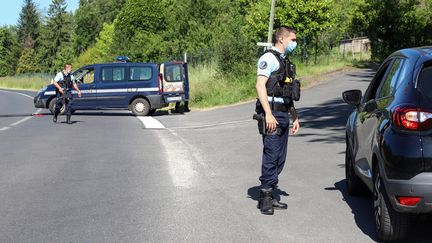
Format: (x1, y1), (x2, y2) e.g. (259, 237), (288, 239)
(164, 64), (183, 82)
(418, 66), (432, 101)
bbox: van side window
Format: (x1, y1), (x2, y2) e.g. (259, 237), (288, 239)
(102, 67), (126, 82)
(130, 67), (152, 81)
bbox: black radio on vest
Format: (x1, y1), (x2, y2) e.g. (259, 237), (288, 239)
(58, 73), (73, 90)
(266, 50), (301, 102)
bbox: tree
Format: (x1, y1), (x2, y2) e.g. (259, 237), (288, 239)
(353, 0), (432, 60)
(112, 0), (167, 61)
(73, 0), (126, 55)
(16, 0), (40, 48)
(37, 0), (73, 73)
(0, 27), (19, 76)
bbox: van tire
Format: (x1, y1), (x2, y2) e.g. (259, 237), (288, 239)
(48, 97), (65, 115)
(130, 98), (150, 116)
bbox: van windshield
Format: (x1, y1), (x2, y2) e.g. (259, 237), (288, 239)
(164, 64), (183, 82)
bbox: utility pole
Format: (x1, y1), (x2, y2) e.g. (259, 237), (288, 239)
(267, 0), (276, 44)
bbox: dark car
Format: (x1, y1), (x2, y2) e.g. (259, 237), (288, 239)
(343, 47), (432, 241)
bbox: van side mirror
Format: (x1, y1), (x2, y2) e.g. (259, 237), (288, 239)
(342, 90), (362, 106)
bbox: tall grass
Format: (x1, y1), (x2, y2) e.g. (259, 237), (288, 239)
(0, 73), (51, 91)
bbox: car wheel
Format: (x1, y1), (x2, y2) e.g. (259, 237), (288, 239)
(373, 165), (409, 241)
(130, 98), (150, 116)
(345, 143), (368, 196)
(48, 98), (65, 115)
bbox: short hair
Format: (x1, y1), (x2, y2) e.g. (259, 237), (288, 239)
(64, 63), (72, 69)
(274, 26), (297, 43)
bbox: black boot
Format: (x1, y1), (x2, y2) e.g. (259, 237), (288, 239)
(258, 188), (274, 215)
(272, 199), (288, 210)
(53, 113), (58, 123)
(66, 115), (72, 124)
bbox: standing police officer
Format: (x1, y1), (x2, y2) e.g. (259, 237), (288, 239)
(53, 63), (81, 124)
(255, 26), (300, 215)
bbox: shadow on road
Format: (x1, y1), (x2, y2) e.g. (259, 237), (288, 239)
(325, 179), (377, 241)
(247, 185), (290, 207)
(327, 179), (432, 242)
(297, 98), (354, 144)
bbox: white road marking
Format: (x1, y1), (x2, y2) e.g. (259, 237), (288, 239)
(10, 116), (33, 126)
(0, 90), (42, 132)
(0, 89), (34, 99)
(156, 129), (197, 188)
(136, 116), (166, 129)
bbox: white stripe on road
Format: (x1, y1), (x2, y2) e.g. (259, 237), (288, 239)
(136, 116), (166, 129)
(157, 129), (197, 188)
(0, 89), (34, 99)
(0, 91), (42, 132)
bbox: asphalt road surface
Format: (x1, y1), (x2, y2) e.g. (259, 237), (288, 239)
(1, 69), (431, 242)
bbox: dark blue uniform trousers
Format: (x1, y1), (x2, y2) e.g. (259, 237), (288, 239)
(55, 91), (73, 116)
(260, 111), (291, 189)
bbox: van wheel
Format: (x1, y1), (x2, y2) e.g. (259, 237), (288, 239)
(345, 143), (368, 196)
(374, 165), (409, 241)
(48, 98), (65, 115)
(130, 98), (150, 116)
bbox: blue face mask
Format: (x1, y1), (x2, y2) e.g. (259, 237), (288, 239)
(285, 41), (297, 54)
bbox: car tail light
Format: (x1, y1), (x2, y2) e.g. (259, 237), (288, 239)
(392, 107), (432, 131)
(396, 196), (422, 206)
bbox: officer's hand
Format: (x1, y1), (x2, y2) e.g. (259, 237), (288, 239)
(59, 89), (64, 95)
(77, 90), (82, 97)
(291, 119), (300, 135)
(265, 113), (278, 133)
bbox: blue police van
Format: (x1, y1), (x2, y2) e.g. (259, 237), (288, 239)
(34, 61), (189, 116)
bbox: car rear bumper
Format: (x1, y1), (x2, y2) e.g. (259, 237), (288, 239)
(385, 172), (432, 213)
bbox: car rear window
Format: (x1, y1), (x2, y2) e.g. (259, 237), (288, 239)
(164, 64), (184, 82)
(418, 65), (432, 102)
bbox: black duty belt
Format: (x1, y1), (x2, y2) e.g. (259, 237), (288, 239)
(270, 102), (290, 112)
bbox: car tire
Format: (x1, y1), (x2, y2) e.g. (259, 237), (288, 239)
(48, 97), (65, 115)
(130, 98), (150, 116)
(345, 143), (368, 196)
(374, 164), (409, 241)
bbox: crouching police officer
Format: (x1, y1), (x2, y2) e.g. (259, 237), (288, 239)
(255, 26), (300, 215)
(53, 63), (81, 124)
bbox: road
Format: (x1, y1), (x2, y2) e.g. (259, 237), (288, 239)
(0, 70), (430, 242)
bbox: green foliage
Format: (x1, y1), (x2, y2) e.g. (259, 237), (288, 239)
(37, 0), (73, 73)
(113, 0), (166, 60)
(16, 47), (38, 74)
(0, 27), (19, 76)
(354, 0), (432, 60)
(17, 0), (40, 47)
(73, 0), (126, 54)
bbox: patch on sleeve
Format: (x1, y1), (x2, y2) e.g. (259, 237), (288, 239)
(259, 61), (268, 70)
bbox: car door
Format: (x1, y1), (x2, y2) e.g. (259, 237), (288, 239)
(354, 59), (394, 177)
(73, 66), (97, 108)
(97, 65), (128, 107)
